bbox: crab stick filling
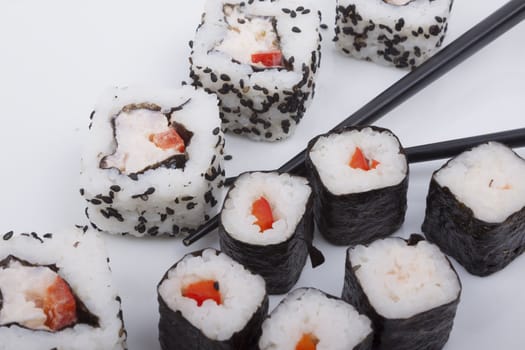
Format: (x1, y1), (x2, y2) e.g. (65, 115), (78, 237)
(182, 280), (222, 306)
(252, 196), (275, 232)
(216, 4), (283, 68)
(349, 147), (380, 171)
(101, 107), (186, 174)
(296, 333), (319, 350)
(0, 260), (77, 331)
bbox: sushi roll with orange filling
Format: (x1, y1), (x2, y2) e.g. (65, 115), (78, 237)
(80, 86), (225, 237)
(422, 142), (525, 276)
(258, 288), (373, 350)
(342, 235), (461, 350)
(305, 126), (408, 246)
(218, 172), (315, 294)
(189, 0), (322, 141)
(157, 248), (268, 350)
(0, 227), (126, 349)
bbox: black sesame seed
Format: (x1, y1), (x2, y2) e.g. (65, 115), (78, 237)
(110, 185), (121, 192)
(79, 188), (85, 196)
(320, 23), (328, 30)
(43, 233), (53, 239)
(213, 281), (220, 290)
(224, 155), (233, 161)
(220, 74), (231, 81)
(302, 9), (310, 15)
(3, 231), (13, 240)
(210, 73), (218, 82)
(213, 127), (220, 135)
(292, 26), (301, 33)
(281, 8), (291, 13)
(90, 199), (102, 205)
(187, 202), (196, 210)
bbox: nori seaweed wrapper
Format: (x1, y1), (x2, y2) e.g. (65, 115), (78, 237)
(305, 126), (408, 246)
(422, 149), (525, 276)
(157, 249), (269, 350)
(219, 171), (321, 295)
(256, 287), (373, 350)
(341, 235), (461, 350)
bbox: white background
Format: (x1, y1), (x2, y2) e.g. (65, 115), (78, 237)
(1, 1), (524, 349)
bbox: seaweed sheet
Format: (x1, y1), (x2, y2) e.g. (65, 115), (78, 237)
(305, 126), (408, 246)
(219, 172), (320, 295)
(257, 287), (374, 350)
(341, 235), (461, 350)
(422, 174), (525, 276)
(157, 250), (269, 350)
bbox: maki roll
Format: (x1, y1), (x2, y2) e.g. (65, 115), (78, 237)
(305, 126), (408, 246)
(189, 0), (322, 141)
(0, 227), (126, 349)
(342, 235), (461, 350)
(258, 288), (373, 350)
(157, 248), (268, 350)
(422, 142), (525, 276)
(80, 86), (225, 237)
(334, 0), (453, 69)
(218, 172), (315, 294)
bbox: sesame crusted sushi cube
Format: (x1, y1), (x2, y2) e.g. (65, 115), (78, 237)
(80, 86), (225, 237)
(334, 0), (453, 69)
(0, 227), (126, 350)
(190, 0), (322, 141)
(422, 142), (525, 276)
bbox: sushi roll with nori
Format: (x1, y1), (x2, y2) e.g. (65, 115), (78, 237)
(157, 248), (268, 350)
(422, 142), (525, 276)
(334, 0), (453, 69)
(0, 227), (126, 350)
(80, 86), (225, 237)
(258, 288), (373, 350)
(189, 0), (322, 141)
(342, 235), (461, 350)
(218, 172), (314, 294)
(305, 126), (408, 246)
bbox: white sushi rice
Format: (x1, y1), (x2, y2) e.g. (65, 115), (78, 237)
(434, 142), (525, 223)
(349, 238), (461, 319)
(309, 127), (407, 195)
(0, 228), (126, 350)
(81, 86), (225, 236)
(158, 248), (266, 341)
(221, 172), (311, 245)
(258, 288), (372, 350)
(190, 0), (321, 141)
(335, 0), (452, 69)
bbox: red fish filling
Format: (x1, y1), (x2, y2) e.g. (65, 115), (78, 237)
(182, 280), (222, 306)
(349, 147), (380, 171)
(296, 333), (319, 350)
(251, 196), (274, 232)
(251, 51), (283, 67)
(149, 128), (185, 152)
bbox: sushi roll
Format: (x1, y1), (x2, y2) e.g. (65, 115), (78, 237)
(305, 126), (408, 246)
(342, 235), (461, 350)
(258, 288), (373, 350)
(189, 0), (322, 141)
(218, 172), (315, 294)
(334, 0), (453, 69)
(422, 142), (525, 276)
(0, 227), (126, 350)
(157, 248), (268, 350)
(80, 86), (225, 237)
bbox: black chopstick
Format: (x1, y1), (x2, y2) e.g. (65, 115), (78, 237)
(184, 0), (525, 246)
(185, 127), (525, 246)
(406, 128), (525, 163)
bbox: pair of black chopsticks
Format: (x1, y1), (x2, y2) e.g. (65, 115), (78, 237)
(184, 0), (525, 246)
